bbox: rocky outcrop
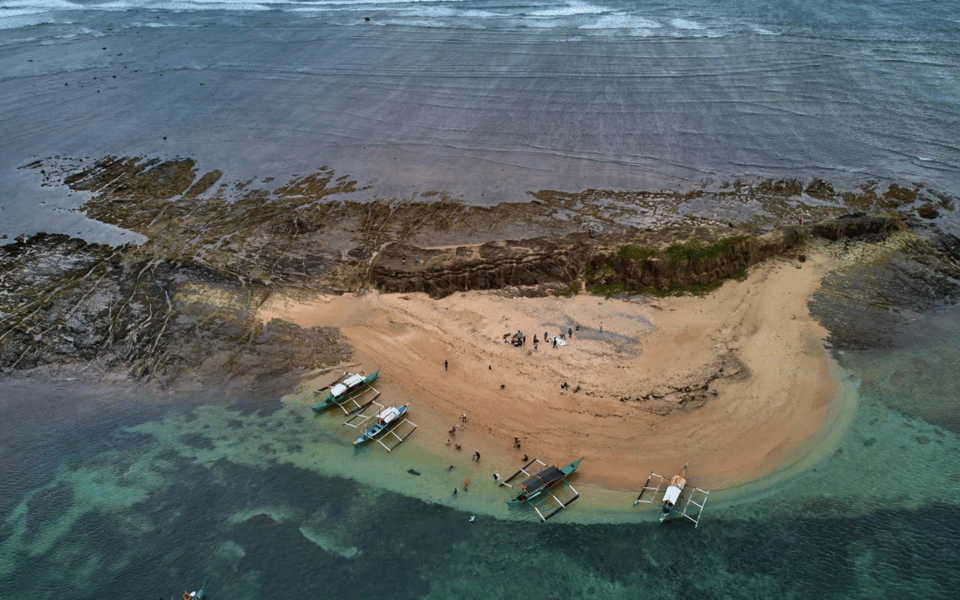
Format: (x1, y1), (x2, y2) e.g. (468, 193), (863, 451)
(810, 226), (960, 351)
(368, 235), (599, 299)
(811, 213), (903, 241)
(364, 227), (806, 299)
(8, 154), (960, 390)
(591, 228), (803, 292)
(0, 234), (350, 389)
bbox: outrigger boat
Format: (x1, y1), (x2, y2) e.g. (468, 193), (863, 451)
(311, 369), (380, 415)
(633, 464), (710, 527)
(180, 582), (206, 600)
(502, 456), (583, 522)
(344, 401), (417, 451)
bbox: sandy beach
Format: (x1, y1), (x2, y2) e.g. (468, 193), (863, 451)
(259, 252), (839, 491)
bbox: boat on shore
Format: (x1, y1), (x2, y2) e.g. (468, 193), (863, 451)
(501, 457), (583, 521)
(311, 369), (380, 414)
(506, 457), (581, 506)
(352, 403), (409, 447)
(633, 464), (710, 527)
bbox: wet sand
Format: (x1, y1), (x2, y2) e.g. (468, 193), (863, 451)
(259, 254), (840, 491)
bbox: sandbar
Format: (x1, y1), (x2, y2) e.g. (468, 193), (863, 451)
(259, 254), (839, 491)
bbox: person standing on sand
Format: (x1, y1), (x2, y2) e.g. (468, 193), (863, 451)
(444, 359), (448, 371)
(569, 327), (573, 338)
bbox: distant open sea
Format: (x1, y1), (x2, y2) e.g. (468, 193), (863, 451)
(1, 1), (959, 598)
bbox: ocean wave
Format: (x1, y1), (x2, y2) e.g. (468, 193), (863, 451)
(577, 13), (661, 30)
(669, 17), (704, 30)
(527, 1), (611, 18)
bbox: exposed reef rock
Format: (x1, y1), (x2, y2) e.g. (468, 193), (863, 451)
(586, 228), (803, 295)
(0, 233), (350, 390)
(810, 225), (960, 351)
(811, 212), (903, 241)
(364, 227), (804, 299)
(621, 351), (750, 416)
(367, 236), (593, 299)
(4, 155), (959, 388)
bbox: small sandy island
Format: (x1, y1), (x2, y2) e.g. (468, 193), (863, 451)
(258, 254), (839, 491)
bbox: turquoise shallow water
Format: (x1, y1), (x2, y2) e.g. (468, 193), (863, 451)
(1, 1), (959, 596)
(1, 302), (959, 599)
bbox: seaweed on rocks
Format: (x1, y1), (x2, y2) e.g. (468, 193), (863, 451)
(6, 156), (960, 387)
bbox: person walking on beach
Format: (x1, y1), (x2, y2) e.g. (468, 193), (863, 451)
(461, 413), (467, 423)
(444, 359), (448, 371)
(569, 327), (573, 338)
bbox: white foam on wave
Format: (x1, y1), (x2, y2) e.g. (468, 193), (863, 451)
(750, 24), (778, 35)
(669, 17), (704, 30)
(528, 1), (610, 18)
(371, 17), (486, 29)
(578, 13), (660, 30)
(3, 0), (82, 9)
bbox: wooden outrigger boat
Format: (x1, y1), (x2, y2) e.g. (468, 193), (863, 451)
(180, 582), (206, 600)
(633, 464), (710, 527)
(501, 456), (583, 522)
(311, 369), (380, 415)
(344, 401), (417, 452)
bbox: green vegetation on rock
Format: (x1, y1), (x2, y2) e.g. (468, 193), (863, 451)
(585, 232), (776, 298)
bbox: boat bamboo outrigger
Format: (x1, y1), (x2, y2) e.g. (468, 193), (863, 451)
(311, 369), (380, 415)
(501, 456), (583, 522)
(344, 401), (417, 452)
(633, 464), (709, 527)
(180, 582), (206, 600)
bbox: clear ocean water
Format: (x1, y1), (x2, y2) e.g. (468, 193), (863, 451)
(1, 1), (960, 598)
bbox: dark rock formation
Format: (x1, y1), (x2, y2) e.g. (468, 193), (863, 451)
(0, 234), (350, 390)
(592, 229), (802, 293)
(811, 213), (903, 241)
(810, 226), (960, 351)
(368, 235), (596, 299)
(7, 155), (960, 391)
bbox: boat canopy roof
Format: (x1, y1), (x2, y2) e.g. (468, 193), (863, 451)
(331, 374), (365, 397)
(664, 485), (682, 506)
(521, 466), (565, 494)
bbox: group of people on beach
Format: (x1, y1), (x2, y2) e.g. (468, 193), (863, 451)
(441, 324), (595, 498)
(445, 413), (532, 497)
(503, 325), (580, 351)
